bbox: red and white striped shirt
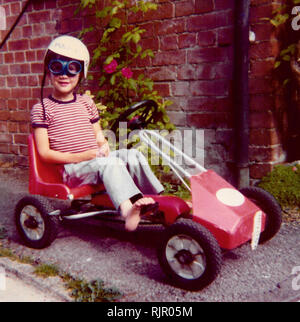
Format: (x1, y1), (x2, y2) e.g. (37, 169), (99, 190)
(31, 94), (100, 153)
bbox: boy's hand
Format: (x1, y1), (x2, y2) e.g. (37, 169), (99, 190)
(97, 141), (110, 157)
(83, 149), (99, 160)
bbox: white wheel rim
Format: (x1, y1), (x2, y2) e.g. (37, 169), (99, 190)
(165, 234), (206, 280)
(19, 205), (45, 241)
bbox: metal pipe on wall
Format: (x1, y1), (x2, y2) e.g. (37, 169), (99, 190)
(233, 0), (250, 188)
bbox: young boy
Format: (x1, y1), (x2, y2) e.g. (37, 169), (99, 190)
(31, 35), (164, 231)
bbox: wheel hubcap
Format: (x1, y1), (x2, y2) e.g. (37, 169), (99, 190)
(19, 205), (45, 241)
(165, 234), (206, 280)
(175, 249), (194, 265)
(24, 216), (38, 229)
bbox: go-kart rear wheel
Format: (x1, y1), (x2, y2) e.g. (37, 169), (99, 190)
(240, 186), (282, 244)
(157, 218), (222, 291)
(15, 196), (59, 249)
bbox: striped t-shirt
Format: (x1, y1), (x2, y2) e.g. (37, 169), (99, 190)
(31, 94), (100, 153)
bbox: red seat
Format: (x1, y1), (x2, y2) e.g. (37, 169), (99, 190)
(28, 134), (104, 200)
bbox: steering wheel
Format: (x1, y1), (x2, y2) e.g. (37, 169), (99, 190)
(110, 100), (159, 133)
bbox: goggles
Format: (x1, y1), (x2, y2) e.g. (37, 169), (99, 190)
(48, 59), (82, 77)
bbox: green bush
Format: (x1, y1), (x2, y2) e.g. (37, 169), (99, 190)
(258, 164), (300, 207)
(77, 0), (174, 132)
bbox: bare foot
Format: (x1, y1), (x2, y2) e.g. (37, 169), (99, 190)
(124, 197), (156, 231)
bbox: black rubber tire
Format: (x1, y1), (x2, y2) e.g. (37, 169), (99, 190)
(240, 186), (282, 244)
(15, 195), (59, 249)
(157, 218), (222, 291)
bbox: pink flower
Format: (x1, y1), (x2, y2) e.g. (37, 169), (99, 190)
(104, 59), (118, 74)
(121, 67), (133, 79)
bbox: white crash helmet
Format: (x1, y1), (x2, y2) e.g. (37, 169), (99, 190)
(46, 35), (90, 78)
(40, 35), (90, 120)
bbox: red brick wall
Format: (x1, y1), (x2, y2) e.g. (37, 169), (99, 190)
(249, 0), (286, 182)
(0, 0), (76, 167)
(0, 0), (287, 184)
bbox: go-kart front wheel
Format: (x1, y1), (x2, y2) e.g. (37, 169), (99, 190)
(240, 186), (282, 244)
(15, 196), (59, 249)
(157, 218), (222, 291)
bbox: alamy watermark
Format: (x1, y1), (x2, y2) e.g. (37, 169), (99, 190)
(292, 266), (300, 291)
(0, 6), (6, 30)
(0, 267), (5, 291)
(100, 123), (205, 168)
(292, 6), (300, 31)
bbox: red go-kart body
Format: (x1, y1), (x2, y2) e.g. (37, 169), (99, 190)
(28, 133), (266, 250)
(190, 170), (266, 250)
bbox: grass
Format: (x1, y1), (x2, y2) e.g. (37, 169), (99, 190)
(34, 263), (60, 278)
(258, 163), (300, 207)
(0, 246), (15, 259)
(258, 163), (300, 223)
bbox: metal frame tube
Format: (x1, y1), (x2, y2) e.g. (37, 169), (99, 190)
(139, 129), (207, 190)
(49, 209), (119, 220)
(62, 210), (119, 220)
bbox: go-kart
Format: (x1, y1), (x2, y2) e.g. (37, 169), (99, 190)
(15, 100), (282, 291)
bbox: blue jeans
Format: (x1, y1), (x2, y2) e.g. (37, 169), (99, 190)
(62, 149), (164, 209)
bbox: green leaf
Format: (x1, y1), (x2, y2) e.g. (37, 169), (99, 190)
(93, 46), (106, 61)
(105, 56), (114, 65)
(97, 90), (106, 98)
(282, 55), (291, 62)
(80, 0), (95, 9)
(98, 75), (106, 87)
(137, 0), (157, 13)
(122, 31), (132, 43)
(280, 44), (296, 57)
(78, 26), (94, 38)
(110, 17), (122, 29)
(138, 73), (145, 81)
(112, 1), (125, 10)
(163, 115), (170, 123)
(270, 13), (289, 27)
(96, 7), (113, 18)
(132, 33), (141, 44)
(110, 74), (117, 85)
(128, 78), (137, 91)
(274, 61), (281, 69)
(141, 49), (154, 59)
(104, 53), (120, 65)
(102, 27), (116, 42)
(165, 100), (173, 106)
(144, 79), (153, 91)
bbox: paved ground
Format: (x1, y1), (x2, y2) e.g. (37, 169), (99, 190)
(0, 254), (71, 302)
(0, 272), (63, 302)
(0, 168), (300, 302)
